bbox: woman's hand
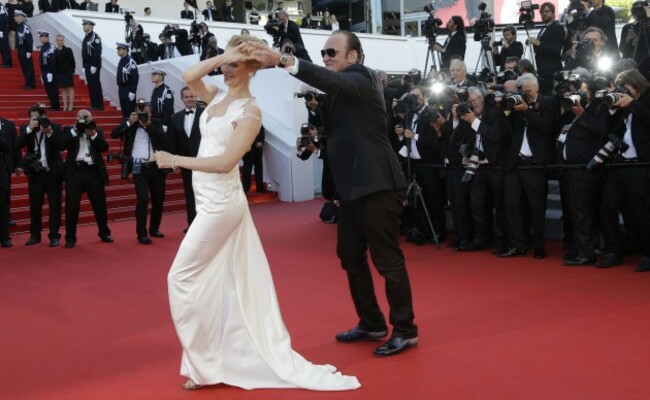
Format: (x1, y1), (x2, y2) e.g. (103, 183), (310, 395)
(240, 41), (279, 67)
(154, 151), (174, 169)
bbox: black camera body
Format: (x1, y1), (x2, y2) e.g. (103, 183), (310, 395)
(295, 91), (325, 103)
(456, 101), (474, 115)
(394, 93), (420, 114)
(137, 112), (149, 123)
(264, 12), (283, 46)
(22, 152), (47, 176)
(75, 119), (97, 133)
(518, 0), (539, 30)
(299, 123), (324, 148)
(575, 38), (595, 58)
(124, 11), (133, 23)
(560, 91), (587, 110)
(475, 2), (495, 38)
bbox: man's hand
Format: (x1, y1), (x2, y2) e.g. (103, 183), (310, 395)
(512, 102), (529, 112)
(239, 41), (279, 67)
(84, 128), (96, 138)
(28, 119), (39, 131)
(527, 37), (540, 46)
(394, 125), (405, 135)
(404, 129), (415, 139)
(613, 93), (633, 108)
(432, 43), (444, 52)
(571, 102), (585, 117)
(41, 126), (53, 135)
(460, 111), (476, 124)
(129, 112), (139, 125)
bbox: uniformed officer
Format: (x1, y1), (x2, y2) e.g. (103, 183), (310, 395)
(81, 19), (104, 110)
(116, 42), (138, 120)
(38, 31), (60, 111)
(150, 67), (174, 132)
(14, 10), (35, 89)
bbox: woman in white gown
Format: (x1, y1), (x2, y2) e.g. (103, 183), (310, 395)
(154, 35), (360, 392)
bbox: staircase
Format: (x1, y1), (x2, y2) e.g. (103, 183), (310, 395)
(2, 50), (276, 235)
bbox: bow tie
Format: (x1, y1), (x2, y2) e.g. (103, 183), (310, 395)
(185, 110), (194, 115)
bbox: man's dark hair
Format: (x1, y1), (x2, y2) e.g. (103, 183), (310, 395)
(518, 58), (536, 74)
(541, 2), (555, 14)
(503, 25), (516, 37)
(28, 104), (44, 117)
(616, 68), (650, 96)
(333, 30), (364, 64)
(180, 86), (192, 97)
(451, 16), (466, 39)
(505, 56), (520, 64)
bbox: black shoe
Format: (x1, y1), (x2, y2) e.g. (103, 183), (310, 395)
(25, 236), (41, 246)
(335, 326), (387, 342)
(491, 242), (509, 255)
(100, 234), (114, 243)
(138, 236), (153, 245)
(8, 220), (16, 227)
(458, 241), (488, 252)
(49, 238), (60, 247)
(635, 257), (650, 272)
(447, 240), (460, 248)
(373, 336), (419, 357)
(596, 253), (623, 268)
(498, 248), (527, 258)
(149, 230), (165, 238)
(64, 241), (76, 248)
(533, 247), (546, 259)
(1, 240), (12, 248)
(563, 256), (596, 266)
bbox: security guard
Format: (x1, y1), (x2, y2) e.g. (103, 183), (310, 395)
(81, 19), (104, 110)
(14, 10), (35, 90)
(150, 67), (174, 132)
(116, 42), (139, 120)
(38, 31), (60, 111)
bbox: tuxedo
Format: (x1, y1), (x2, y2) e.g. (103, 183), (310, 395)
(39, 0), (60, 12)
(180, 9), (194, 19)
(16, 122), (64, 240)
(534, 21), (565, 94)
(199, 31), (214, 60)
(168, 106), (203, 225)
(59, 126), (111, 244)
(441, 32), (466, 70)
(294, 60), (416, 339)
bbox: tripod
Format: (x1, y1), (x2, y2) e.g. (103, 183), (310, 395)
(424, 37), (443, 75)
(473, 35), (497, 74)
(402, 109), (441, 249)
(632, 20), (650, 62)
(523, 26), (538, 71)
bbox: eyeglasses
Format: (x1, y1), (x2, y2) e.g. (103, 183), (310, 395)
(320, 48), (338, 58)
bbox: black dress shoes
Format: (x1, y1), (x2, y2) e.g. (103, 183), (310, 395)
(8, 220), (16, 227)
(498, 248), (527, 258)
(149, 230), (165, 238)
(25, 236), (41, 246)
(1, 240), (12, 248)
(458, 241), (488, 252)
(533, 247), (546, 259)
(49, 238), (60, 247)
(563, 256), (596, 266)
(100, 234), (114, 243)
(335, 326), (387, 342)
(635, 257), (650, 272)
(373, 336), (419, 357)
(138, 236), (153, 245)
(595, 253), (623, 268)
(64, 241), (76, 249)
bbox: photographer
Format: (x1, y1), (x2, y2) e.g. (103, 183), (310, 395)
(585, 0), (619, 59)
(272, 10), (311, 61)
(15, 104), (63, 247)
(619, 1), (650, 62)
(455, 86), (509, 253)
(111, 104), (167, 244)
(198, 22), (214, 60)
(59, 110), (112, 248)
(598, 69), (650, 271)
(492, 26), (524, 72)
(157, 33), (179, 61)
(432, 16), (466, 70)
(527, 2), (565, 94)
(500, 73), (557, 259)
(125, 16), (145, 64)
(565, 26), (612, 71)
(449, 59), (476, 87)
(162, 24), (193, 56)
(204, 36), (224, 75)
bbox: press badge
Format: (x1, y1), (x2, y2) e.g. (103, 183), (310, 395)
(557, 124), (570, 143)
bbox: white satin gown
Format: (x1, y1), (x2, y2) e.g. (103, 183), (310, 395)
(167, 92), (361, 391)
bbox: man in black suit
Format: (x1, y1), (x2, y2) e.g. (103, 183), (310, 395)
(60, 109), (113, 248)
(432, 16), (466, 70)
(0, 2), (12, 68)
(598, 69), (650, 271)
(38, 31), (60, 111)
(58, 0), (79, 10)
(180, 2), (194, 19)
(527, 2), (565, 94)
(500, 74), (556, 259)
(492, 25), (524, 72)
(16, 105), (63, 247)
(111, 105), (167, 244)
(241, 126), (266, 194)
(274, 10), (311, 61)
(168, 87), (203, 230)
(0, 115), (18, 246)
(252, 31), (417, 356)
(222, 0), (234, 22)
(202, 0), (218, 21)
(198, 22), (214, 60)
(585, 0), (618, 60)
(104, 0), (118, 13)
(78, 0), (96, 11)
(39, 0), (60, 12)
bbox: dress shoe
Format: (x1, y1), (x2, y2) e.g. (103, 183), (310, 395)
(457, 241), (488, 252)
(49, 238), (60, 247)
(335, 326), (387, 342)
(498, 248), (527, 258)
(491, 241), (509, 255)
(533, 247), (546, 259)
(64, 241), (76, 248)
(595, 253), (623, 268)
(149, 230), (165, 238)
(563, 256), (596, 266)
(635, 257), (650, 272)
(8, 220), (16, 227)
(138, 236), (153, 245)
(1, 240), (12, 248)
(25, 236), (41, 246)
(373, 336), (419, 357)
(100, 234), (114, 243)
(447, 240), (460, 248)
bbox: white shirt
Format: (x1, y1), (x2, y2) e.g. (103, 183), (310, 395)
(131, 125), (153, 161)
(518, 96), (537, 157)
(184, 107), (197, 137)
(72, 128), (96, 164)
(622, 114), (638, 159)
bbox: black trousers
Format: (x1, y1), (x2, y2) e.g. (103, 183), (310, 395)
(133, 164), (166, 237)
(337, 189), (418, 339)
(65, 165), (110, 242)
(4, 174), (11, 221)
(446, 168), (473, 244)
(42, 73), (60, 110)
(600, 165), (650, 257)
(181, 168), (196, 225)
(503, 165), (548, 250)
(414, 165), (446, 241)
(241, 147), (263, 193)
(0, 183), (8, 241)
(566, 169), (603, 259)
(118, 86), (135, 120)
(84, 66), (104, 109)
(469, 168), (507, 246)
(17, 48), (35, 87)
(28, 171), (62, 240)
(0, 33), (11, 67)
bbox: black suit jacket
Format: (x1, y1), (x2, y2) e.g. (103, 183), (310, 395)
(505, 95), (557, 170)
(59, 126), (109, 185)
(610, 92), (650, 162)
(466, 104), (510, 167)
(441, 32), (466, 70)
(39, 0), (60, 12)
(586, 6), (619, 59)
(279, 20), (305, 47)
(200, 31), (215, 60)
(16, 123), (64, 179)
(110, 120), (167, 159)
(168, 107), (204, 157)
(202, 8), (218, 21)
(104, 2), (119, 12)
(441, 116), (472, 167)
(0, 118), (18, 189)
(494, 40), (524, 71)
(53, 46), (75, 73)
(58, 0), (79, 9)
(295, 62), (406, 201)
(534, 21), (565, 78)
(405, 109), (443, 164)
(563, 103), (609, 164)
(180, 9), (194, 19)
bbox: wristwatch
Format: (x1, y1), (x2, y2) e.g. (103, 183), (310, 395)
(278, 54), (290, 68)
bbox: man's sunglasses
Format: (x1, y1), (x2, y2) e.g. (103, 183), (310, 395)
(320, 48), (338, 58)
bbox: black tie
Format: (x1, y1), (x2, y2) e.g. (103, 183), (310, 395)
(185, 110), (194, 115)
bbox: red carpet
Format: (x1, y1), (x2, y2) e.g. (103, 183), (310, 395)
(1, 200), (649, 400)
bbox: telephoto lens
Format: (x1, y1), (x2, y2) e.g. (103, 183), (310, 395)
(505, 93), (524, 110)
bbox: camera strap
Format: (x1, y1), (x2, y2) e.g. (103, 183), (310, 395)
(34, 131), (45, 158)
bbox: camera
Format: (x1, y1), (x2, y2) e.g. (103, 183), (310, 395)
(586, 133), (630, 170)
(575, 38), (595, 58)
(485, 90), (505, 107)
(519, 1), (539, 30)
(456, 101), (474, 115)
(264, 12), (283, 47)
(599, 86), (632, 107)
(631, 0), (649, 21)
(560, 91), (586, 110)
(75, 118), (96, 133)
(460, 147), (485, 182)
(299, 123), (324, 148)
(295, 91), (325, 103)
(505, 92), (526, 109)
(124, 11), (133, 23)
(137, 112), (149, 123)
(280, 39), (294, 55)
(22, 152), (47, 176)
(423, 3), (443, 42)
(394, 93), (420, 114)
(475, 2), (495, 38)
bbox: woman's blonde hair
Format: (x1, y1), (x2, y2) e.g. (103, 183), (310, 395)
(227, 34), (266, 72)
